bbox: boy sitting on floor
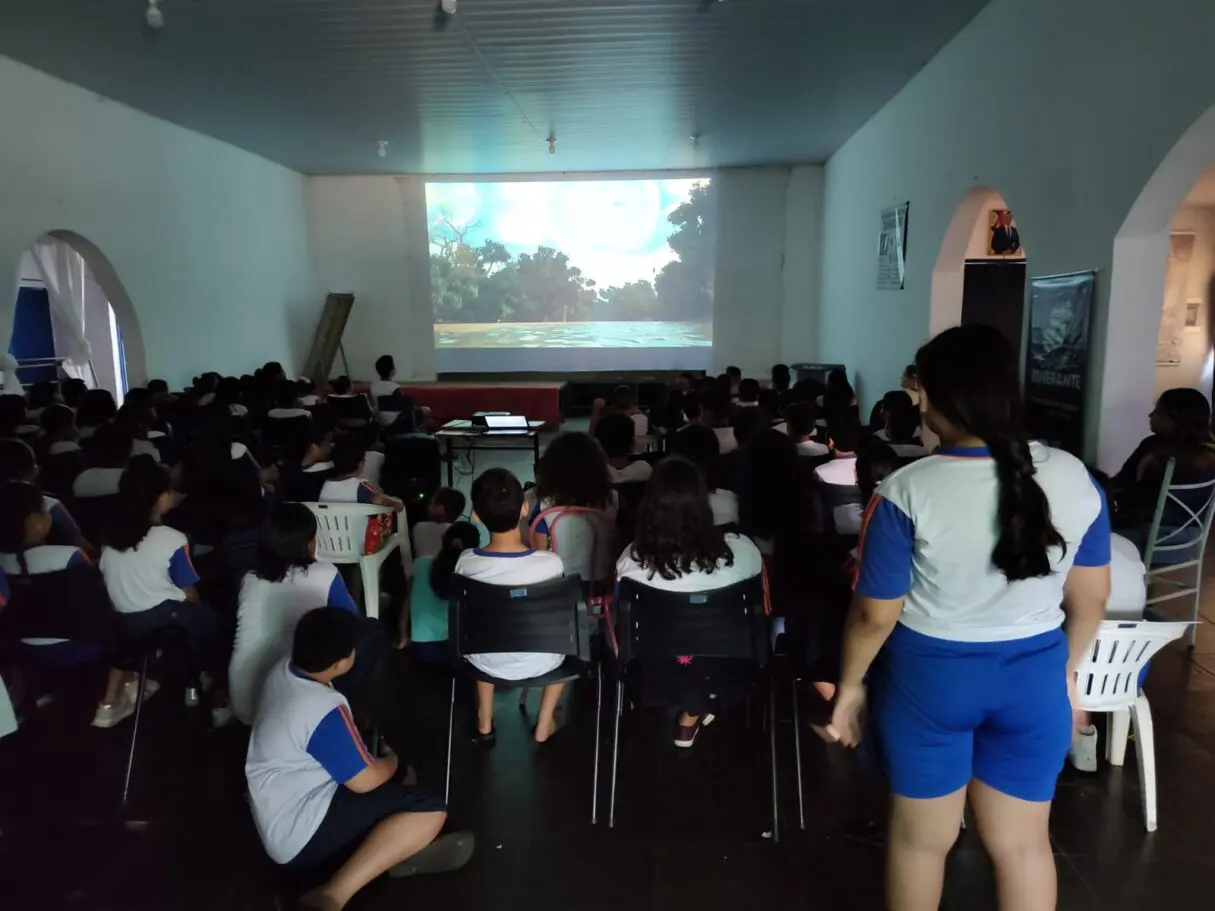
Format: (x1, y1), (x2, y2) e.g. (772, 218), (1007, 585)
(456, 468), (565, 744)
(246, 607), (473, 911)
(412, 487), (466, 560)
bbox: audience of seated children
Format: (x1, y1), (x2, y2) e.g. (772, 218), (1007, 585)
(73, 421), (134, 499)
(215, 375), (249, 418)
(37, 404), (86, 496)
(786, 402), (828, 457)
(835, 441), (900, 537)
(813, 411), (863, 489)
(615, 457), (764, 748)
(0, 481), (132, 728)
(736, 378), (761, 408)
(76, 389), (118, 440)
(701, 389), (737, 454)
(99, 456), (232, 726)
(60, 377), (88, 412)
(0, 439), (90, 549)
(230, 502), (362, 725)
(268, 380), (311, 420)
(874, 390), (928, 458)
(195, 372), (220, 407)
(246, 607), (471, 911)
(771, 363), (793, 405)
(320, 436), (404, 512)
(725, 365), (742, 399)
(589, 384), (648, 444)
(412, 487), (466, 559)
(595, 411), (654, 484)
(819, 368), (857, 416)
(408, 521), (480, 665)
(40, 403), (79, 456)
(457, 468), (566, 744)
(530, 432), (618, 580)
(25, 380), (57, 424)
(666, 423), (738, 527)
(117, 399), (161, 461)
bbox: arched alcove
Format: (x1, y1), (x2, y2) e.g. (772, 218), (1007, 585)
(1102, 105), (1215, 468)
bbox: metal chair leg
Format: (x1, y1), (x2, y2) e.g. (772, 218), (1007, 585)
(444, 677), (456, 804)
(592, 664), (603, 824)
(768, 679), (779, 843)
(791, 679), (805, 831)
(608, 678), (623, 828)
(121, 651), (149, 810)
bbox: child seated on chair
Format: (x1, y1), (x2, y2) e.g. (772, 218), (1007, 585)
(267, 380), (311, 420)
(813, 411), (862, 488)
(0, 481), (130, 728)
(666, 423), (737, 527)
(408, 522), (480, 665)
(73, 421), (134, 499)
(589, 384), (648, 443)
(530, 432), (618, 564)
(246, 608), (472, 911)
(412, 487), (467, 560)
(834, 442), (899, 537)
(595, 411), (653, 484)
(874, 391), (929, 458)
(0, 439), (91, 551)
(456, 468), (565, 745)
(320, 436), (404, 513)
(41, 404), (81, 456)
(786, 402), (828, 458)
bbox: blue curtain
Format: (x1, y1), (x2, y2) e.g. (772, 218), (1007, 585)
(8, 287), (56, 384)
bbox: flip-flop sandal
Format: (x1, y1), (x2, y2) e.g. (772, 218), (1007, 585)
(531, 717), (566, 744)
(389, 831), (476, 878)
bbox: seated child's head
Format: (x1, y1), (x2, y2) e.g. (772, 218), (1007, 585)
(117, 400), (154, 440)
(199, 372), (220, 393)
(785, 402), (817, 442)
(262, 361), (286, 383)
(610, 384), (636, 411)
(28, 381), (58, 411)
(331, 435), (367, 478)
(0, 480), (53, 562)
(665, 423), (720, 484)
(375, 355), (396, 381)
(293, 607), (359, 676)
(41, 404), (77, 442)
(216, 376), (242, 404)
(880, 390), (907, 423)
(330, 375), (352, 396)
(732, 405), (767, 449)
(857, 442), (900, 503)
(471, 467), (527, 534)
(536, 431), (612, 509)
(594, 411), (637, 462)
(0, 396), (26, 437)
(827, 411), (862, 455)
(771, 363), (791, 392)
(738, 378), (760, 403)
(275, 380), (301, 410)
(60, 378), (88, 410)
(726, 366), (742, 384)
(147, 379), (169, 399)
(77, 389), (117, 428)
(110, 456), (173, 550)
(429, 487), (467, 523)
(680, 391), (702, 423)
(256, 502), (319, 582)
(304, 426), (335, 466)
(884, 392), (921, 443)
(702, 389), (731, 427)
(0, 439), (38, 483)
(93, 421), (134, 468)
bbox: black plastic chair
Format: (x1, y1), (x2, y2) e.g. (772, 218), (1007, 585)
(608, 575), (777, 838)
(444, 575), (593, 808)
(328, 394), (373, 428)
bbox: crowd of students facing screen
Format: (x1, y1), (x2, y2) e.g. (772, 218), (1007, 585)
(0, 333), (1210, 911)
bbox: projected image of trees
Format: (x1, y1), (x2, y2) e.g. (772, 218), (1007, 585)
(427, 179), (714, 349)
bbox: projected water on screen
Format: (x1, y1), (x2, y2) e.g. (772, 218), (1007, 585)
(426, 178), (714, 371)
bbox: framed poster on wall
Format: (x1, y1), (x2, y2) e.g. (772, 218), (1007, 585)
(876, 202), (910, 290)
(1023, 270), (1096, 456)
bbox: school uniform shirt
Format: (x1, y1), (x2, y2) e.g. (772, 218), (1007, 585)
(319, 476), (380, 505)
(0, 545), (91, 645)
(855, 442), (1110, 642)
(607, 460), (653, 484)
(412, 521), (451, 560)
(48, 440), (82, 456)
(454, 549), (565, 680)
(708, 488), (740, 527)
(714, 427), (738, 455)
(267, 408), (311, 420)
(72, 466), (125, 499)
(42, 494), (82, 544)
(298, 395), (320, 408)
(100, 525), (200, 614)
(834, 502), (864, 536)
(1109, 532), (1147, 621)
(888, 442), (930, 459)
(131, 439), (160, 461)
(796, 439), (830, 458)
(814, 455), (857, 487)
(246, 658), (375, 864)
(409, 555), (450, 644)
(615, 533), (763, 592)
(369, 380), (400, 403)
(230, 562), (358, 725)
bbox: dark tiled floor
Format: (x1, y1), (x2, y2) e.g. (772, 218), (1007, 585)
(3, 631), (1215, 910)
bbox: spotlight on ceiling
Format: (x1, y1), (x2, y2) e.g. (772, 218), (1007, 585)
(146, 0), (164, 29)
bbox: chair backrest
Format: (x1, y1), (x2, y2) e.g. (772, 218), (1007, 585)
(614, 575), (768, 667)
(1074, 620), (1191, 711)
(0, 565), (116, 645)
(450, 574), (588, 660)
(328, 394), (373, 424)
(530, 505), (617, 583)
(305, 502), (393, 562)
(1143, 458), (1215, 567)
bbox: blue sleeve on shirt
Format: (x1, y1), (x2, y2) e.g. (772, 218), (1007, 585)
(67, 549), (90, 568)
(49, 502), (80, 541)
(327, 572), (358, 613)
(168, 545), (200, 588)
(1073, 481), (1112, 568)
(306, 705), (373, 783)
(356, 482), (377, 505)
(854, 495), (916, 601)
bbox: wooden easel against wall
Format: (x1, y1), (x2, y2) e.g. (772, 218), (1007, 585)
(302, 292), (354, 382)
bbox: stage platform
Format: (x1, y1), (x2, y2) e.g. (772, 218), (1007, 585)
(394, 381), (565, 425)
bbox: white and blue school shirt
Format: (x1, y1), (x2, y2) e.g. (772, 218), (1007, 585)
(100, 526), (200, 614)
(855, 443), (1110, 643)
(454, 549), (565, 680)
(615, 533), (763, 592)
(814, 454), (857, 487)
(40, 493), (82, 543)
(0, 545), (92, 646)
(246, 658), (376, 864)
(796, 439), (830, 458)
(319, 476), (379, 505)
(72, 467), (125, 499)
(230, 563), (358, 725)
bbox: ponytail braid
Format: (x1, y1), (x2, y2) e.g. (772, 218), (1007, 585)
(986, 436), (1066, 580)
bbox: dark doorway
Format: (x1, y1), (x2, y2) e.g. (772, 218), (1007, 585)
(961, 260), (1027, 354)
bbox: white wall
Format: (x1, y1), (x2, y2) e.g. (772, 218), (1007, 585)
(1154, 207), (1215, 400)
(814, 0), (1215, 467)
(0, 55), (314, 387)
(307, 167), (825, 381)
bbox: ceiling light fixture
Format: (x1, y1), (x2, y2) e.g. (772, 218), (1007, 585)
(146, 0), (164, 29)
(377, 141), (389, 159)
(547, 133), (557, 155)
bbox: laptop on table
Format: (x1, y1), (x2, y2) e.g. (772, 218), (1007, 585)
(482, 414), (532, 436)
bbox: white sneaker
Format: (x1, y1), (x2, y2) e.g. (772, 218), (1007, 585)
(1070, 725), (1098, 773)
(123, 676), (160, 704)
(210, 704), (236, 729)
(92, 697), (135, 729)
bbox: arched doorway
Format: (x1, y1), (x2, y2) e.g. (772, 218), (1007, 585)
(8, 231), (145, 400)
(930, 187), (1027, 352)
(1103, 106), (1215, 467)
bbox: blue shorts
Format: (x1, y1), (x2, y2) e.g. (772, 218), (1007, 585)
(871, 624), (1072, 803)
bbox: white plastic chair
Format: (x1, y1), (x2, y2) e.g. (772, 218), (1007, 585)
(1074, 619), (1191, 832)
(1141, 457), (1215, 646)
(305, 502), (405, 620)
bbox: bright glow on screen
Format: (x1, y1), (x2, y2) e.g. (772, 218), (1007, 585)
(426, 177), (714, 373)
